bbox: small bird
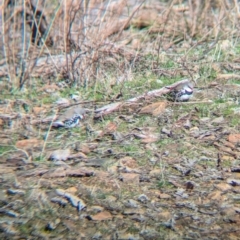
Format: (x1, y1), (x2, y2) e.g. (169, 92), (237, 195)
(62, 114), (84, 128)
(52, 107), (86, 128)
(167, 82), (193, 102)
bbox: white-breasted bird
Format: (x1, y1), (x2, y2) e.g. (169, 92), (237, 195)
(166, 82), (194, 102)
(52, 107), (86, 128)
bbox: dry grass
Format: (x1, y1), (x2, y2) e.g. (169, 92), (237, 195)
(0, 0), (239, 89)
(1, 1), (240, 239)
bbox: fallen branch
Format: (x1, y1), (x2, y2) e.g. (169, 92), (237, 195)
(94, 78), (191, 118)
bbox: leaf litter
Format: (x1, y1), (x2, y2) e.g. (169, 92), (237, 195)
(1, 1), (240, 240)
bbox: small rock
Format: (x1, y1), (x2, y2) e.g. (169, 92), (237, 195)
(49, 149), (71, 161)
(211, 116), (224, 124)
(124, 199), (139, 208)
(175, 188), (189, 199)
(45, 219), (60, 231)
(92, 232), (102, 240)
(227, 179), (240, 186)
(161, 127), (172, 136)
(183, 119), (191, 129)
(138, 194), (149, 203)
(161, 218), (176, 229)
(7, 189), (25, 195)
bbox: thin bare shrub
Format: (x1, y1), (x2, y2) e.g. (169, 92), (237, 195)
(0, 0), (240, 89)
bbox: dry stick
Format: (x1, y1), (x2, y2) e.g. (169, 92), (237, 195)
(21, 1), (62, 88)
(19, 0), (28, 88)
(94, 79), (192, 118)
(40, 110), (58, 160)
(1, 0), (13, 83)
(116, 0), (145, 40)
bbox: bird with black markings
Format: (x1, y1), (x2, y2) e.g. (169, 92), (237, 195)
(52, 107), (86, 128)
(166, 81), (194, 102)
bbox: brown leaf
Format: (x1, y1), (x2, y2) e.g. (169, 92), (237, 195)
(139, 101), (167, 116)
(69, 152), (88, 159)
(228, 134), (240, 143)
(66, 187), (78, 193)
(98, 122), (118, 137)
(119, 157), (138, 168)
(91, 211), (112, 221)
(158, 193), (171, 199)
(141, 137), (159, 143)
(215, 183), (232, 192)
(32, 107), (46, 115)
(217, 73), (240, 80)
(120, 173), (139, 184)
(78, 144), (90, 154)
(105, 122), (117, 132)
(16, 139), (44, 149)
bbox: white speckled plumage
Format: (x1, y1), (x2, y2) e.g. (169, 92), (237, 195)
(52, 107), (86, 128)
(167, 82), (193, 102)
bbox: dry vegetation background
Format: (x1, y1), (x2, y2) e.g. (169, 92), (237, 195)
(1, 0), (240, 88)
(1, 0), (240, 239)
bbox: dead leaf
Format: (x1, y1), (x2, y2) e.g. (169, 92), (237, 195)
(69, 152), (88, 159)
(32, 107), (46, 115)
(157, 211), (172, 221)
(90, 211), (112, 221)
(208, 191), (223, 201)
(98, 122), (118, 137)
(105, 122), (117, 133)
(66, 187), (78, 193)
(215, 183), (232, 192)
(216, 73), (240, 80)
(158, 193), (171, 199)
(139, 101), (167, 116)
(16, 139), (44, 149)
(78, 144), (90, 154)
(120, 173), (139, 184)
(119, 157), (138, 168)
(141, 136), (159, 143)
(228, 134), (240, 143)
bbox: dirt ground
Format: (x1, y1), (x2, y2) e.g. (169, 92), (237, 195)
(1, 0), (240, 239)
